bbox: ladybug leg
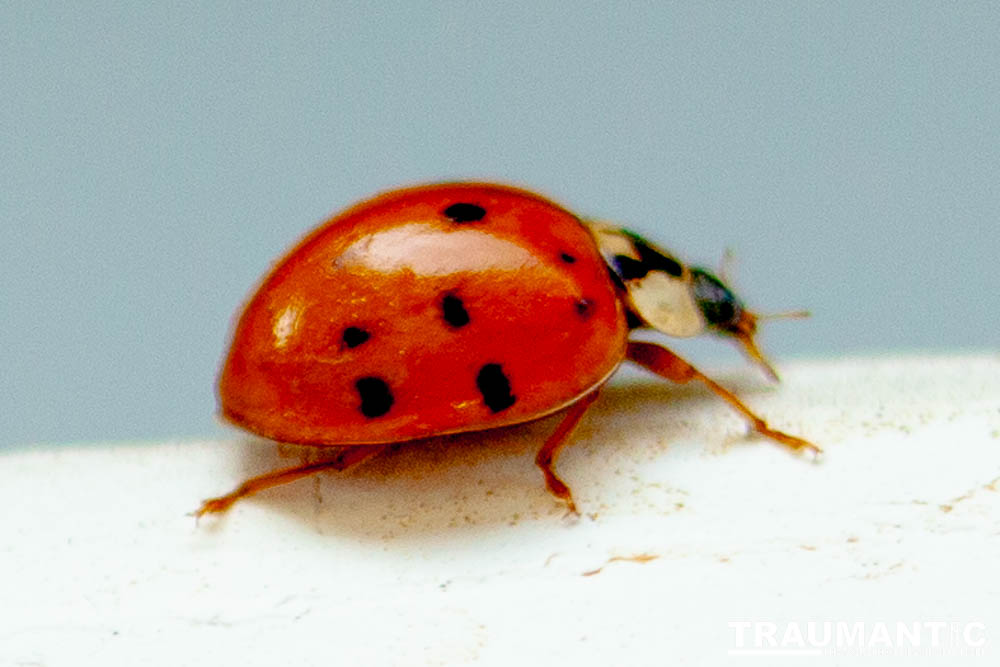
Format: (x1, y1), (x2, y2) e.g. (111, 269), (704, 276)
(625, 341), (820, 455)
(535, 388), (602, 514)
(195, 444), (386, 518)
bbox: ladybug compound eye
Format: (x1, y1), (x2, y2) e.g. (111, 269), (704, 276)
(690, 268), (743, 330)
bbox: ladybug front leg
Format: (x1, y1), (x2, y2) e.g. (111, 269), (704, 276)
(535, 388), (602, 514)
(625, 341), (820, 455)
(195, 444), (387, 518)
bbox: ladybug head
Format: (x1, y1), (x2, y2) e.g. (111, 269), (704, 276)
(587, 222), (805, 381)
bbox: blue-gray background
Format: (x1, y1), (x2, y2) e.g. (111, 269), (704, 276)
(3, 3), (998, 448)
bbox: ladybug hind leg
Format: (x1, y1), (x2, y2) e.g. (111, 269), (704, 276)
(625, 341), (820, 455)
(195, 444), (387, 518)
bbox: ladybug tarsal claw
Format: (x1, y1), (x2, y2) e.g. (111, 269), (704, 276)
(541, 472), (579, 515)
(194, 493), (240, 518)
(749, 421), (822, 458)
(777, 433), (823, 458)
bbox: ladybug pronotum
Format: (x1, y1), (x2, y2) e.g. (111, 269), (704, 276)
(198, 183), (816, 516)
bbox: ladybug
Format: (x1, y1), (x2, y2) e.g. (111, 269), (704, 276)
(198, 183), (816, 516)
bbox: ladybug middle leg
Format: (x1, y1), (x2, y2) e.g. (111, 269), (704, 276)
(535, 388), (602, 514)
(195, 444), (387, 517)
(625, 341), (820, 455)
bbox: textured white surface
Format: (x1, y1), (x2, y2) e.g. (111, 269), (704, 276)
(3, 354), (999, 665)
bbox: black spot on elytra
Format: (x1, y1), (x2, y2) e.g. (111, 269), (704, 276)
(575, 298), (593, 318)
(355, 377), (393, 418)
(342, 326), (370, 348)
(560, 252), (577, 264)
(441, 293), (470, 328)
(476, 363), (516, 413)
(613, 237), (684, 280)
(443, 202), (486, 223)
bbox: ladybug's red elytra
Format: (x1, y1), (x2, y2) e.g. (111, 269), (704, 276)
(198, 183), (816, 516)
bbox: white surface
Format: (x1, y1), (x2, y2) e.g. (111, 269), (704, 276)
(3, 354), (999, 665)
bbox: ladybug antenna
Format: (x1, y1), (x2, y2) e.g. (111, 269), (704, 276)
(756, 309), (811, 322)
(718, 247), (737, 284)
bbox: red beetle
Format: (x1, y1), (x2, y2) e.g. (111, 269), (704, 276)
(198, 183), (815, 516)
